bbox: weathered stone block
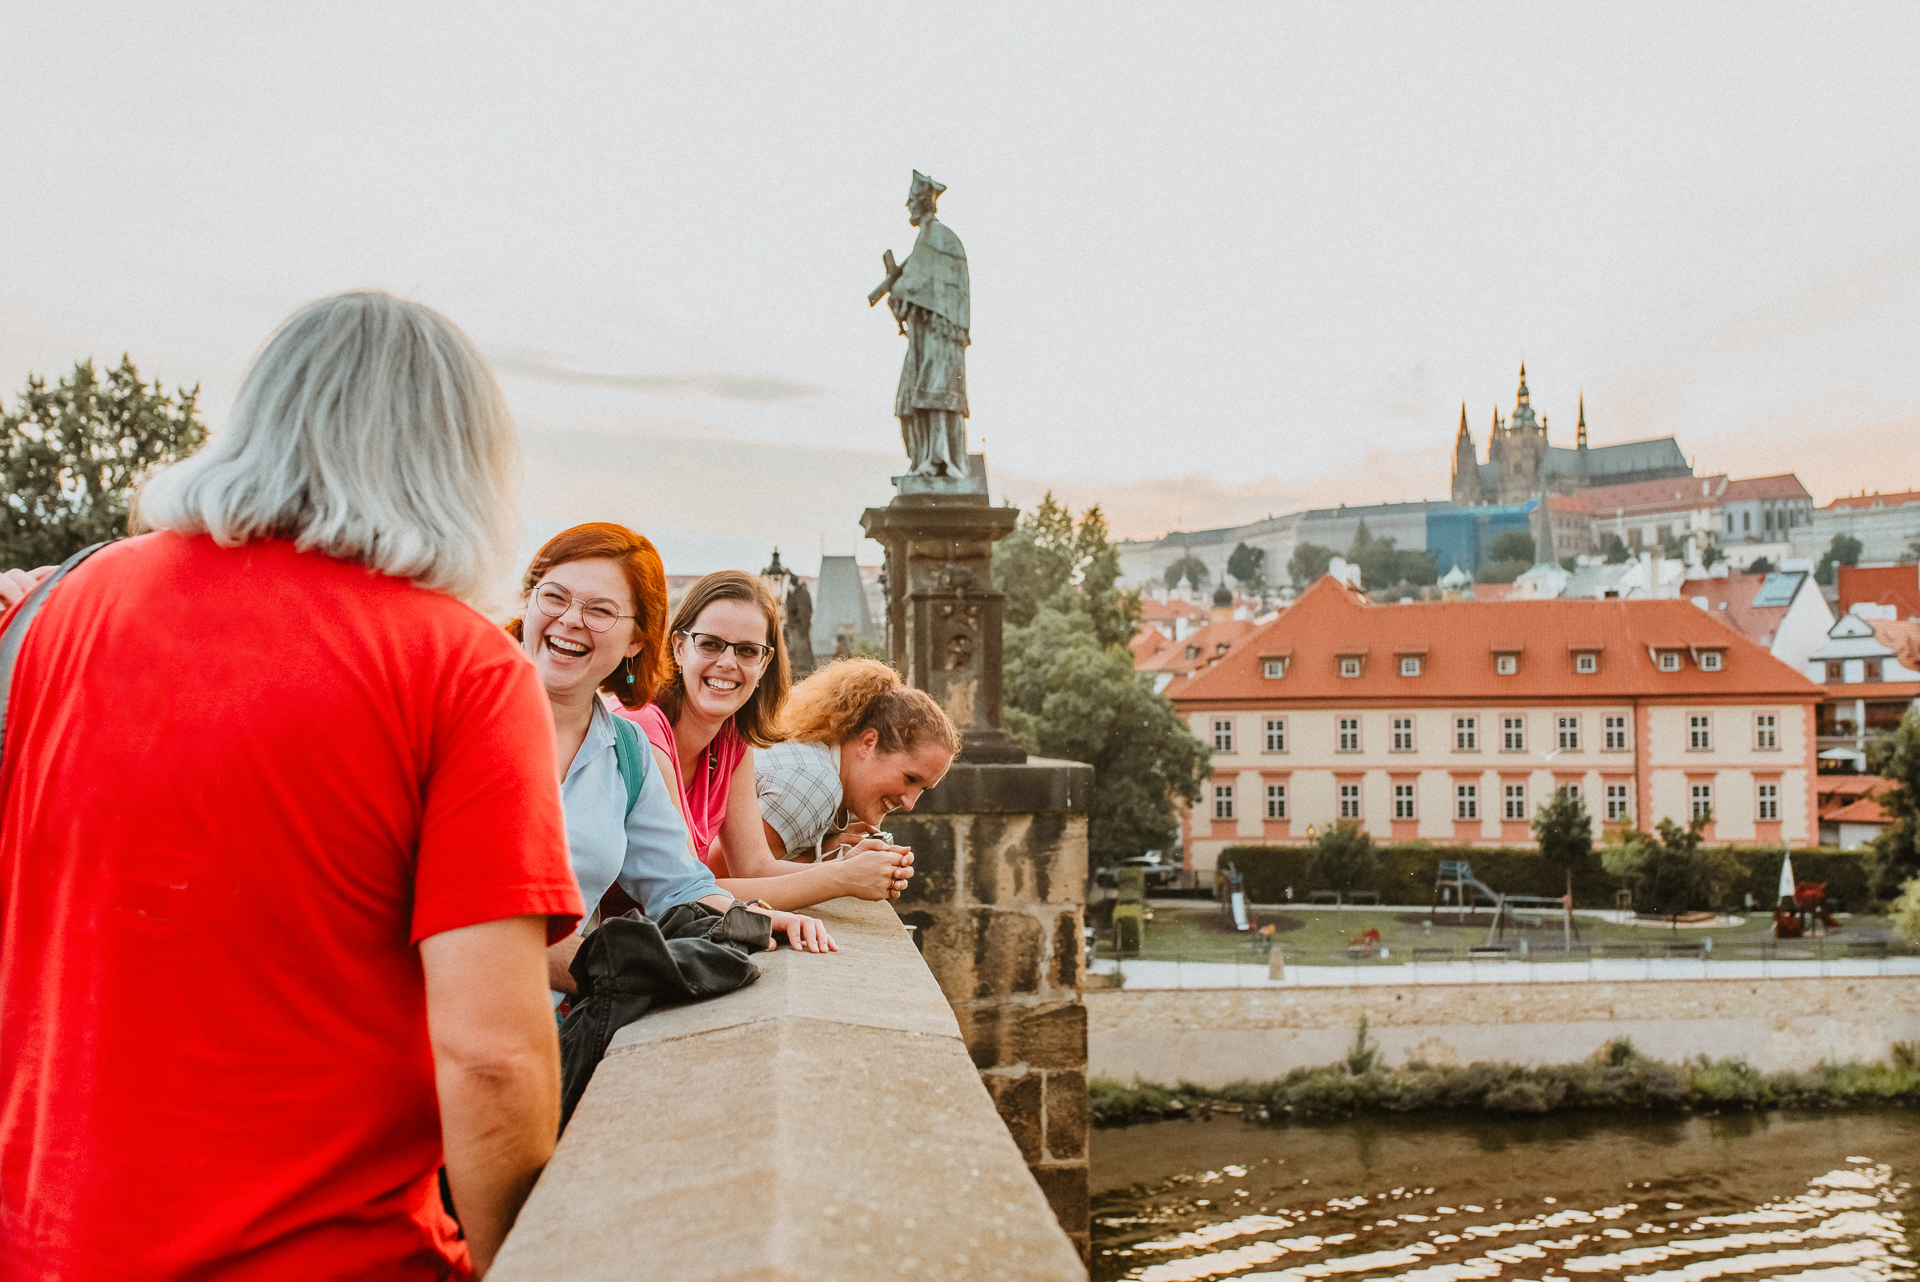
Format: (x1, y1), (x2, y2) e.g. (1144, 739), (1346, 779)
(973, 910), (1043, 1000)
(967, 813), (1077, 906)
(985, 1071), (1044, 1163)
(1018, 1001), (1087, 1070)
(889, 815), (957, 905)
(912, 759), (1094, 815)
(1044, 1070), (1088, 1161)
(1050, 910), (1083, 991)
(1029, 1164), (1091, 1261)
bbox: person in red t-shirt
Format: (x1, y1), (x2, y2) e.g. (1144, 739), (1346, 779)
(0, 291), (582, 1281)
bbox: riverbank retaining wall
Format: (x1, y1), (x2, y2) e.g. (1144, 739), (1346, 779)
(1089, 977), (1920, 1086)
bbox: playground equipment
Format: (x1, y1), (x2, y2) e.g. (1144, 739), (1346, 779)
(1217, 866), (1251, 932)
(1773, 881), (1839, 939)
(1434, 859), (1578, 949)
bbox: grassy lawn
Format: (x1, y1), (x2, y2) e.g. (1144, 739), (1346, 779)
(1090, 901), (1898, 967)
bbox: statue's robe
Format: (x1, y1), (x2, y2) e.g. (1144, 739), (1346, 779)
(891, 218), (970, 473)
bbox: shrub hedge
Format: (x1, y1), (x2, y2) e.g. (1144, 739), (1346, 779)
(1216, 843), (1872, 911)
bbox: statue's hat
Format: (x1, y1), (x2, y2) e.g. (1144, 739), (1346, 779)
(908, 170), (947, 201)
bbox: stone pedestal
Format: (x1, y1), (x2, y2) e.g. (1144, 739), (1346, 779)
(862, 464), (1026, 765)
(890, 758), (1095, 1264)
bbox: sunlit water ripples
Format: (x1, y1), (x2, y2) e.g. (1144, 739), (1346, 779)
(1092, 1112), (1919, 1282)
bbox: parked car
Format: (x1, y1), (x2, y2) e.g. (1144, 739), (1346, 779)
(1117, 850), (1176, 887)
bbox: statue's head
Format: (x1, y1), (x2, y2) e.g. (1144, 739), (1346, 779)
(906, 170), (945, 226)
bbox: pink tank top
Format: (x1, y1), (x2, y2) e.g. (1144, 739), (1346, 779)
(625, 702), (747, 873)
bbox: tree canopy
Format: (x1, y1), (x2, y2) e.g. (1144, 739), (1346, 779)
(1601, 533), (1630, 564)
(1, 358), (205, 567)
(1311, 822), (1379, 902)
(1288, 542), (1336, 588)
(1488, 530), (1537, 564)
(1226, 541), (1266, 591)
(1533, 788), (1595, 879)
(1344, 520), (1437, 592)
(996, 495), (1209, 867)
(1603, 816), (1732, 919)
(1162, 553), (1209, 592)
(1866, 708), (1920, 902)
(1816, 533), (1863, 586)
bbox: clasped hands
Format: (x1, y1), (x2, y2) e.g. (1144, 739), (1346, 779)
(826, 821), (915, 901)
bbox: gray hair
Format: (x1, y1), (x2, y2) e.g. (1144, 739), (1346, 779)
(135, 290), (521, 610)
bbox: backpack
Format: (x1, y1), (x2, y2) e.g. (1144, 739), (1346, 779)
(610, 711), (649, 813)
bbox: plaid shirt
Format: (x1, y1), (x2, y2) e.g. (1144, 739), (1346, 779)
(755, 741), (843, 858)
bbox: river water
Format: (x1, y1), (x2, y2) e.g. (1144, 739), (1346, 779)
(1092, 1111), (1919, 1282)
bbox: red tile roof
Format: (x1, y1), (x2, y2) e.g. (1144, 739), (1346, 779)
(1684, 575), (1792, 649)
(1578, 474), (1726, 515)
(1825, 797), (1893, 825)
(1137, 618), (1257, 677)
(1722, 474), (1813, 503)
(1139, 598), (1208, 621)
(1871, 618), (1920, 672)
(1825, 490), (1920, 512)
(1838, 565), (1920, 619)
(1168, 575), (1824, 705)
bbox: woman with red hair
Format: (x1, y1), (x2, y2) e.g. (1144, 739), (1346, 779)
(507, 524), (833, 999)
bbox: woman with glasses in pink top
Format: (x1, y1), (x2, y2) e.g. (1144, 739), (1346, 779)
(611, 571), (911, 914)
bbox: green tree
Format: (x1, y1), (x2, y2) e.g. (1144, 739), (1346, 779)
(998, 500), (1209, 868)
(1747, 556), (1776, 575)
(1605, 816), (1731, 925)
(1816, 533), (1863, 586)
(1310, 822), (1379, 904)
(1892, 876), (1920, 947)
(1489, 530), (1536, 564)
(1865, 709), (1920, 902)
(1904, 535), (1920, 566)
(1226, 541), (1266, 591)
(1660, 532), (1688, 561)
(1473, 558), (1531, 585)
(1345, 520), (1397, 590)
(1288, 542), (1336, 587)
(1394, 548), (1440, 586)
(1, 358), (205, 567)
(1601, 533), (1630, 564)
(1161, 553), (1209, 593)
(1701, 544), (1724, 569)
(1533, 789), (1594, 880)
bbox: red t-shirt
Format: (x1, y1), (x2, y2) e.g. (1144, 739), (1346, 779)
(0, 534), (581, 1281)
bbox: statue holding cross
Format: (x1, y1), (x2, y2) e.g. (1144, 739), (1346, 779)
(869, 171), (971, 479)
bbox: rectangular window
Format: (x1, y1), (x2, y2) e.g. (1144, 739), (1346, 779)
(1502, 716), (1525, 752)
(1339, 657), (1362, 678)
(1755, 713), (1778, 751)
(1604, 715), (1628, 750)
(1558, 782), (1582, 803)
(1263, 658), (1285, 679)
(1213, 718), (1234, 752)
(1393, 784), (1415, 820)
(1213, 784), (1234, 820)
(1558, 716), (1580, 752)
(1266, 784), (1287, 820)
(1576, 652), (1598, 674)
(1338, 718), (1360, 752)
(1339, 783), (1361, 820)
(1659, 652), (1682, 672)
(1391, 717), (1414, 752)
(1757, 783), (1779, 821)
(1503, 783), (1526, 821)
(1691, 783), (1712, 821)
(1606, 783), (1629, 821)
(1455, 784), (1478, 821)
(1455, 716), (1478, 751)
(1264, 718), (1287, 753)
(1689, 714), (1712, 751)
(1400, 656), (1422, 677)
(1700, 651), (1722, 671)
(1496, 654), (1518, 675)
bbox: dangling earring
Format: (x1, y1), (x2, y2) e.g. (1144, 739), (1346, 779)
(624, 656), (635, 685)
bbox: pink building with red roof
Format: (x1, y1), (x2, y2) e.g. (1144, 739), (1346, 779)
(1168, 576), (1823, 871)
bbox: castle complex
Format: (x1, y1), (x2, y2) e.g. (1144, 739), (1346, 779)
(1450, 365), (1691, 506)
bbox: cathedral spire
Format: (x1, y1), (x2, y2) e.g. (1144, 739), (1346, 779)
(1457, 402), (1470, 439)
(1576, 392), (1588, 449)
(1516, 362), (1530, 405)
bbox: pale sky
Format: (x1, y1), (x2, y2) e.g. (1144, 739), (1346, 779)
(6, 3), (1918, 573)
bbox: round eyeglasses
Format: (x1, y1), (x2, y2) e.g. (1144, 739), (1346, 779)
(677, 630), (774, 668)
(533, 583), (633, 633)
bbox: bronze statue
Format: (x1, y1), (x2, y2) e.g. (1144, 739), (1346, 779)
(870, 172), (970, 478)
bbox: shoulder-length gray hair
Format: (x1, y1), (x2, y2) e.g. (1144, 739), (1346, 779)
(135, 290), (521, 609)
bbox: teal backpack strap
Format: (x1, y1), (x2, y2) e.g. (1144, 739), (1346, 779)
(610, 712), (649, 813)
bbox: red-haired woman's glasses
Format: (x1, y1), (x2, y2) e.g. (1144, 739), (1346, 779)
(534, 584), (633, 633)
(678, 630), (774, 668)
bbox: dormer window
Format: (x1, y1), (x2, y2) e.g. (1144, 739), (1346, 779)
(1496, 655), (1518, 675)
(1262, 658), (1286, 679)
(1400, 656), (1422, 677)
(1575, 653), (1598, 674)
(1339, 657), (1362, 678)
(1699, 651), (1722, 672)
(1657, 651), (1681, 672)
(1185, 645), (1200, 661)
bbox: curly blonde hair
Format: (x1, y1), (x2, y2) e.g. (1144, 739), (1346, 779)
(777, 658), (962, 757)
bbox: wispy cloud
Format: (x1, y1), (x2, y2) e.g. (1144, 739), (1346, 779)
(487, 345), (828, 403)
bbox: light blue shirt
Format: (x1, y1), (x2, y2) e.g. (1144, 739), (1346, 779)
(562, 699), (722, 925)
